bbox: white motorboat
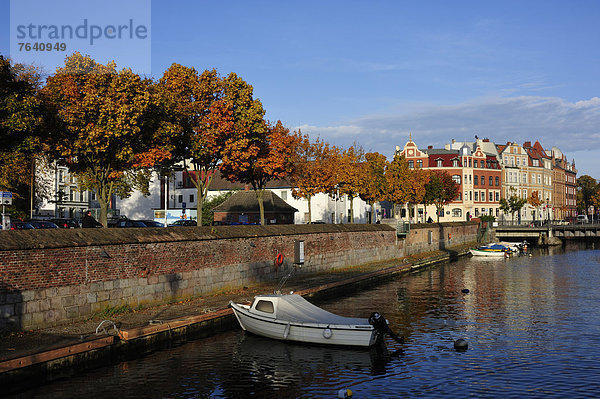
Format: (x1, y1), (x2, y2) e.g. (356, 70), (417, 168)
(469, 243), (511, 257)
(229, 294), (402, 347)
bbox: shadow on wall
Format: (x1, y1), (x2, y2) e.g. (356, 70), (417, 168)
(0, 283), (23, 331)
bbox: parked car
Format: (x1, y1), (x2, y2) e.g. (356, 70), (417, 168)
(112, 219), (148, 228)
(9, 221), (35, 230)
(50, 218), (80, 228)
(168, 219), (197, 227)
(27, 220), (59, 229)
(141, 220), (164, 227)
(577, 215), (589, 224)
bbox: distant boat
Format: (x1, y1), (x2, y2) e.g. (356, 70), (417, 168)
(469, 243), (511, 257)
(230, 294), (402, 347)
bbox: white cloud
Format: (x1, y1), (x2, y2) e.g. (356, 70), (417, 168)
(297, 96), (600, 177)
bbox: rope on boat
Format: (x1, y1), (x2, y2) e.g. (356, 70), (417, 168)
(274, 263), (301, 294)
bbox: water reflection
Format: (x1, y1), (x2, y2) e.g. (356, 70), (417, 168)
(10, 243), (600, 398)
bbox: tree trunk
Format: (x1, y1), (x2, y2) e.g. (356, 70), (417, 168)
(308, 196), (312, 223)
(349, 195), (354, 223)
(257, 189), (266, 225)
(197, 183), (203, 226)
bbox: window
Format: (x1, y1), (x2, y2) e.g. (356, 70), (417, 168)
(452, 159), (458, 167)
(495, 176), (499, 186)
(496, 208), (499, 217)
(458, 192), (462, 200)
(481, 191), (485, 201)
(474, 191), (479, 201)
(452, 175), (461, 184)
(178, 194), (183, 203)
(481, 176), (485, 186)
(489, 208), (493, 215)
(408, 160), (414, 168)
(280, 191), (287, 201)
(523, 173), (527, 184)
(452, 208), (462, 217)
(189, 194), (195, 203)
(475, 208), (479, 216)
(495, 192), (500, 201)
(474, 176), (479, 185)
(417, 160), (423, 168)
(538, 175), (541, 184)
(469, 191), (472, 201)
(533, 159), (539, 166)
(489, 176), (493, 186)
(436, 159), (443, 167)
(469, 159), (472, 167)
(255, 300), (274, 313)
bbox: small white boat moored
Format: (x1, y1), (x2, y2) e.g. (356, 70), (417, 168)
(229, 294), (401, 347)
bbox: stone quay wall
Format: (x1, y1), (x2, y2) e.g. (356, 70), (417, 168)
(0, 222), (479, 331)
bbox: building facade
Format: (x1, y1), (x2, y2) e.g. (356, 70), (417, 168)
(397, 137), (502, 222)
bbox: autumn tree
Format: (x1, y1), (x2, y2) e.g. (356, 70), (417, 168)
(337, 143), (364, 223)
(528, 190), (543, 222)
(42, 53), (169, 226)
(290, 137), (339, 223)
(424, 171), (459, 222)
(358, 152), (388, 224)
(0, 56), (47, 213)
(157, 64), (231, 225)
(385, 155), (429, 220)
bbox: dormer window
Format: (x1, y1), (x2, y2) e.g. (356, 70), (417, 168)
(452, 159), (458, 167)
(437, 159), (443, 167)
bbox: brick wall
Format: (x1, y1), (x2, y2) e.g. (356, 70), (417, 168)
(0, 225), (402, 331)
(403, 222), (479, 255)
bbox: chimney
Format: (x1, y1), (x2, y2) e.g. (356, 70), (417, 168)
(428, 145), (433, 149)
(483, 138), (489, 142)
(524, 141), (531, 148)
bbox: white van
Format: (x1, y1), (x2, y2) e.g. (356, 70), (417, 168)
(577, 215), (589, 224)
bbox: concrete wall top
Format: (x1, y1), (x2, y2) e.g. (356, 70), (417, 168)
(0, 224), (395, 251)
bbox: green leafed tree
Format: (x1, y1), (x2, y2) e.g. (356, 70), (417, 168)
(424, 171), (460, 222)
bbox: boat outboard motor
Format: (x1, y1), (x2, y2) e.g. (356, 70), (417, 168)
(369, 312), (404, 344)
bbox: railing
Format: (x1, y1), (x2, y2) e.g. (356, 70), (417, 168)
(397, 221), (410, 237)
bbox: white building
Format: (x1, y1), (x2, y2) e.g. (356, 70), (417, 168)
(116, 170), (373, 225)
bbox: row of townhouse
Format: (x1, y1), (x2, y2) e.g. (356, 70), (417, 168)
(397, 136), (577, 224)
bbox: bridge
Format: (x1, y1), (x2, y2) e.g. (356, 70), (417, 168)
(495, 224), (600, 241)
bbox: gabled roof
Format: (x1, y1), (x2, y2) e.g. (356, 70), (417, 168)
(201, 170), (293, 190)
(212, 190), (298, 213)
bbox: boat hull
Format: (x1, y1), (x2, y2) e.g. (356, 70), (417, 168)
(469, 248), (508, 257)
(230, 297), (378, 347)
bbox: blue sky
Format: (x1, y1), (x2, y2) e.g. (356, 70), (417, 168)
(2, 0), (599, 178)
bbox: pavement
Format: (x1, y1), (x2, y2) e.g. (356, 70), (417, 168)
(0, 247), (470, 367)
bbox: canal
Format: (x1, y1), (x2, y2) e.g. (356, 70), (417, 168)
(9, 242), (600, 398)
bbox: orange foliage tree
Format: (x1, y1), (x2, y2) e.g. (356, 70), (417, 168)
(223, 120), (301, 225)
(290, 137), (339, 223)
(337, 143), (365, 223)
(385, 154), (429, 220)
(358, 152), (388, 223)
(528, 190), (543, 221)
(42, 53), (169, 226)
(157, 64), (231, 225)
(0, 56), (47, 213)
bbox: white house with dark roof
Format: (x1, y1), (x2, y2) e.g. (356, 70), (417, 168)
(115, 169), (373, 225)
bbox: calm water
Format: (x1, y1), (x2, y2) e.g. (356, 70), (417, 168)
(10, 243), (600, 398)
